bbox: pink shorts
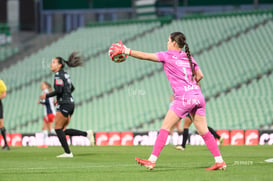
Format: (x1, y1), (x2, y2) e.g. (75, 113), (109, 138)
(170, 93), (206, 118)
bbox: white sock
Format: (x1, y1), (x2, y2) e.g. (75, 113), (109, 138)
(215, 156), (224, 163)
(148, 154), (158, 163)
(43, 130), (48, 145)
(169, 135), (173, 145)
(50, 129), (55, 134)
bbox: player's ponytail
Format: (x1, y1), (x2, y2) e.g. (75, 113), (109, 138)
(56, 52), (83, 69)
(65, 52), (83, 68)
(170, 32), (194, 80)
(184, 42), (194, 81)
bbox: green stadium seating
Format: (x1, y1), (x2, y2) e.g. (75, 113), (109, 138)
(206, 73), (273, 130)
(198, 21), (273, 97)
(0, 22), (161, 88)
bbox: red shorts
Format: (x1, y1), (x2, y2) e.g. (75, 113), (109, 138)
(44, 113), (55, 123)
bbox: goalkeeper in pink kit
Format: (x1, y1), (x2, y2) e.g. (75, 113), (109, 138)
(109, 32), (226, 171)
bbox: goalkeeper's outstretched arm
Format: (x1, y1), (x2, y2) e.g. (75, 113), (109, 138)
(130, 50), (158, 62)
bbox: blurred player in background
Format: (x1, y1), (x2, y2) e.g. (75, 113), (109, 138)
(175, 114), (223, 151)
(38, 81), (56, 147)
(39, 52), (94, 158)
(0, 79), (9, 150)
(110, 32), (226, 170)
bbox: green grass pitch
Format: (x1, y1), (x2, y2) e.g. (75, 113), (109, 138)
(0, 145), (272, 181)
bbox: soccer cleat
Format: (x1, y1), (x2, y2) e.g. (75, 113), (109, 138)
(264, 158), (273, 163)
(56, 152), (73, 158)
(205, 161), (227, 171)
(2, 145), (10, 151)
(175, 145), (185, 151)
(87, 130), (95, 146)
(135, 157), (155, 170)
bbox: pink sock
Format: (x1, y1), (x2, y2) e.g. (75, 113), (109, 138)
(151, 129), (169, 157)
(202, 131), (221, 157)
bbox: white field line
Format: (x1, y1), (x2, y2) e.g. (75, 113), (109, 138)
(0, 164), (136, 172)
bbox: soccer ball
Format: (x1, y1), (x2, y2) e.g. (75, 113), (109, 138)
(108, 43), (127, 63)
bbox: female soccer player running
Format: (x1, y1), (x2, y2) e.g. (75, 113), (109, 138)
(39, 81), (94, 149)
(38, 81), (56, 147)
(39, 52), (92, 158)
(109, 32), (226, 170)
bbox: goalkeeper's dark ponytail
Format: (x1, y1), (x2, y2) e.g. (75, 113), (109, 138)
(56, 52), (83, 69)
